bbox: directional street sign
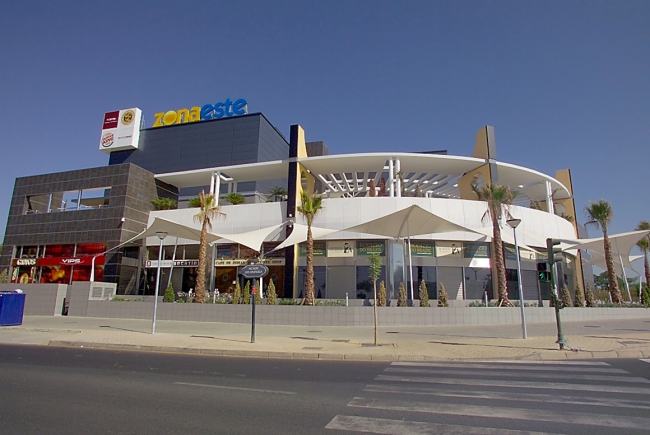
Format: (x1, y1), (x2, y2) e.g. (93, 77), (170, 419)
(240, 264), (269, 279)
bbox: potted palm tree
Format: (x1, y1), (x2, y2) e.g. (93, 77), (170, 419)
(297, 191), (323, 306)
(635, 221), (650, 296)
(193, 190), (223, 303)
(472, 182), (516, 305)
(585, 200), (622, 303)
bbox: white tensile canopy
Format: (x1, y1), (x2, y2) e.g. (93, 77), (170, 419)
(269, 223), (339, 252)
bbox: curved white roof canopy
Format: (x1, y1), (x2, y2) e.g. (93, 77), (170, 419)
(154, 153), (571, 203)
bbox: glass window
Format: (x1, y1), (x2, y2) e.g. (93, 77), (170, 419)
(76, 243), (106, 256)
(44, 244), (75, 258)
(409, 266), (437, 300)
(24, 194), (50, 214)
(79, 187), (111, 209)
(464, 268), (492, 299)
(184, 245), (199, 259)
(60, 191), (80, 211)
(356, 265), (387, 300)
(217, 244), (238, 259)
(19, 246), (40, 258)
(298, 266), (327, 299)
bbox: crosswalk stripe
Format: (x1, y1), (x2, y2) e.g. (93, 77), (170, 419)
(325, 415), (569, 435)
(391, 361), (628, 374)
(348, 397), (650, 430)
(460, 360), (611, 366)
(376, 374), (650, 395)
(384, 367), (649, 383)
(363, 383), (650, 410)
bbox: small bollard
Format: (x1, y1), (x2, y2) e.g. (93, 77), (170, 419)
(346, 292), (349, 307)
(483, 290), (488, 307)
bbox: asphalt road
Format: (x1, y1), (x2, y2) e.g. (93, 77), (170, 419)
(1, 344), (650, 435)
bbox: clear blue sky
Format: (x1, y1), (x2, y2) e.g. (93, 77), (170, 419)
(1, 1), (648, 247)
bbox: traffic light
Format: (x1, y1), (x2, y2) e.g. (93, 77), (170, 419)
(546, 238), (563, 264)
(537, 262), (550, 281)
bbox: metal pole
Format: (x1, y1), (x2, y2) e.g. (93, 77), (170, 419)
(407, 220), (414, 301)
(618, 253), (632, 302)
(152, 232), (167, 334)
(512, 227), (528, 339)
(251, 283), (256, 343)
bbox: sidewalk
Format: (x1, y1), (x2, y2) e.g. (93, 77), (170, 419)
(1, 316), (650, 361)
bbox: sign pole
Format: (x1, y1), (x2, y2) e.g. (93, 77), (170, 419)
(251, 284), (256, 343)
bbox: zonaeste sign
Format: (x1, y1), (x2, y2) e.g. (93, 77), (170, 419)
(152, 98), (247, 127)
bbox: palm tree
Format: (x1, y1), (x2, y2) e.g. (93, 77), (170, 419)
(268, 186), (288, 202)
(297, 191), (323, 306)
(635, 221), (650, 294)
(585, 200), (622, 303)
(193, 190), (223, 303)
(472, 182), (516, 303)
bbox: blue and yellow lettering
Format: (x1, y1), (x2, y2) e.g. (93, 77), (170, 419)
(214, 102), (225, 119)
(232, 99), (247, 115)
(200, 104), (214, 120)
(176, 108), (190, 124)
(224, 98), (233, 117)
(189, 106), (201, 122)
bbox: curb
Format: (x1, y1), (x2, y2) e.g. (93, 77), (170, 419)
(47, 339), (612, 362)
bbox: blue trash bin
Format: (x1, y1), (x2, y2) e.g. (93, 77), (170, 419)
(0, 291), (26, 326)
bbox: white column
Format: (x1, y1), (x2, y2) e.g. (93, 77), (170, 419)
(214, 172), (221, 202)
(388, 159), (394, 197)
(210, 173), (216, 195)
(545, 181), (555, 214)
(395, 158), (401, 197)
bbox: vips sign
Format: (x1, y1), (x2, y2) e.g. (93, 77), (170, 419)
(152, 98), (248, 128)
(99, 108), (143, 154)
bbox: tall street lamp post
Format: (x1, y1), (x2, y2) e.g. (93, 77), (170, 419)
(507, 218), (528, 339)
(152, 231), (168, 334)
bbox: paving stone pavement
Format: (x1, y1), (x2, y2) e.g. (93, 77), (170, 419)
(1, 316), (650, 361)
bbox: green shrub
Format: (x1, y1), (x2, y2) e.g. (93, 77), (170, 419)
(278, 298), (299, 305)
(163, 283), (175, 302)
(254, 279), (262, 304)
(266, 279), (277, 305)
(377, 281), (387, 307)
(188, 197), (201, 208)
(0, 269), (8, 283)
(315, 299), (346, 306)
(418, 280), (430, 307)
(151, 197), (177, 210)
(233, 281), (242, 304)
(397, 282), (407, 307)
(585, 283), (596, 307)
(561, 284), (573, 307)
(243, 281), (251, 304)
(438, 283), (449, 307)
(574, 285), (585, 307)
(642, 284), (650, 307)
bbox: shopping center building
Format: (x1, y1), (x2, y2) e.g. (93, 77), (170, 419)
(0, 99), (588, 302)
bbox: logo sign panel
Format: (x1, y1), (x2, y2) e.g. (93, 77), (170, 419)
(146, 259), (199, 268)
(327, 241), (355, 258)
(152, 98), (248, 128)
(99, 107), (142, 154)
(357, 241), (386, 256)
(464, 242), (490, 258)
(214, 258), (285, 267)
(241, 264), (269, 279)
(435, 241), (462, 258)
(410, 241), (434, 257)
(299, 241), (326, 257)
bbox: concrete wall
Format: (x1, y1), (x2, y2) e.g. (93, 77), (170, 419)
(0, 283), (66, 316)
(65, 301), (650, 327)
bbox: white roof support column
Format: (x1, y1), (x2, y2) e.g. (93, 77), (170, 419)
(545, 180), (555, 214)
(213, 172), (221, 201)
(395, 158), (402, 197)
(388, 159), (395, 197)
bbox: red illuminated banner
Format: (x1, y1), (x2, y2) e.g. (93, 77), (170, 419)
(12, 256), (105, 267)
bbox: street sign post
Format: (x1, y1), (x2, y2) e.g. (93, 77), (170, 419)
(241, 264), (269, 279)
(241, 265), (268, 344)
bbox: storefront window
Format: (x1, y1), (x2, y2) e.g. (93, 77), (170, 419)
(464, 267), (492, 299)
(44, 244), (75, 257)
(356, 266), (386, 300)
(408, 266), (437, 299)
(217, 244), (238, 259)
(298, 266), (327, 299)
(76, 243), (106, 256)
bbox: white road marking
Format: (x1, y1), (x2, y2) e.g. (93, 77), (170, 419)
(376, 374), (650, 395)
(174, 382), (296, 395)
(391, 361), (627, 374)
(348, 397), (650, 430)
(384, 367), (649, 383)
(363, 383), (650, 409)
(641, 359), (650, 363)
(325, 415), (568, 435)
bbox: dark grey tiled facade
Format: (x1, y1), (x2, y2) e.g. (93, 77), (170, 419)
(0, 164), (178, 293)
(108, 113), (290, 197)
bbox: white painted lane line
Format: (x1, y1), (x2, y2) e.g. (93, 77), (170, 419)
(348, 397), (650, 430)
(325, 415), (568, 435)
(391, 361), (627, 374)
(174, 382), (296, 395)
(641, 359), (650, 363)
(407, 360), (610, 366)
(376, 375), (650, 395)
(384, 367), (649, 383)
(363, 383), (650, 409)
